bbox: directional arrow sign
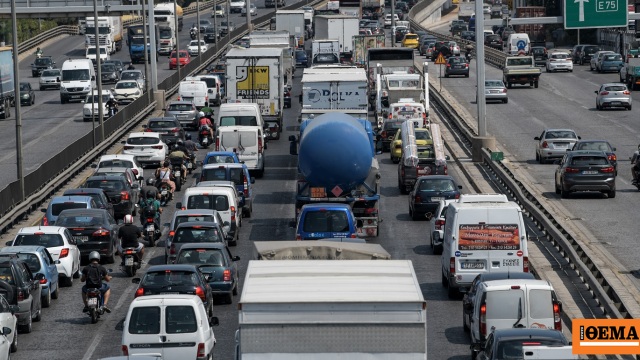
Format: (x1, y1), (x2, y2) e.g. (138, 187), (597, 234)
(565, 0), (627, 29)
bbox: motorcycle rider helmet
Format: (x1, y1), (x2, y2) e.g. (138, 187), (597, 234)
(198, 111), (205, 118)
(88, 251), (101, 262)
(185, 133), (192, 140)
(146, 190), (156, 199)
(177, 140), (184, 147)
(173, 144), (180, 150)
(124, 214), (134, 225)
(37, 47), (41, 51)
(147, 178), (156, 186)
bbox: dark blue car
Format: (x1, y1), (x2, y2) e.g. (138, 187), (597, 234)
(295, 203), (359, 240)
(295, 50), (309, 67)
(202, 151), (241, 166)
(408, 175), (461, 220)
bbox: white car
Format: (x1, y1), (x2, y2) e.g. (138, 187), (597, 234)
(546, 52), (574, 72)
(229, 0), (246, 13)
(241, 3), (257, 16)
(384, 13), (399, 28)
(483, 4), (491, 13)
(212, 4), (225, 17)
(82, 90), (115, 121)
(39, 68), (61, 91)
(10, 226), (81, 287)
(187, 40), (209, 56)
(0, 296), (16, 355)
(119, 69), (145, 88)
(428, 199), (454, 255)
(94, 154), (145, 185)
(111, 80), (143, 105)
(448, 41), (461, 55)
(122, 132), (168, 168)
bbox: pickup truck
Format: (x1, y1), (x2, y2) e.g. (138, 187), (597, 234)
(620, 58), (640, 90)
(503, 55), (541, 88)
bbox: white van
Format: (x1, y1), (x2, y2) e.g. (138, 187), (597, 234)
(85, 45), (110, 66)
(507, 33), (531, 55)
(121, 294), (218, 359)
(60, 59), (96, 104)
(187, 75), (222, 106)
(215, 103), (265, 130)
(468, 279), (563, 355)
(178, 80), (209, 109)
(441, 194), (529, 298)
(177, 186), (241, 245)
(216, 126), (265, 177)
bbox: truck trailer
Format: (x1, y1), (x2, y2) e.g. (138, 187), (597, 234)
(314, 15), (359, 62)
(235, 260), (427, 359)
(0, 47), (14, 119)
(275, 10), (306, 48)
(127, 24), (159, 63)
(249, 30), (295, 89)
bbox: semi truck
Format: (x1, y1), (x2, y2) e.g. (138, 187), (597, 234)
(352, 34), (385, 67)
(375, 62), (428, 121)
(337, 0), (360, 17)
(249, 30), (295, 89)
(275, 10), (306, 48)
(314, 15), (359, 62)
(300, 66), (368, 122)
(127, 24), (159, 63)
(225, 47), (285, 140)
(515, 6), (546, 42)
(366, 48), (415, 110)
(234, 260), (427, 359)
(85, 16), (123, 55)
(157, 23), (176, 55)
(289, 113), (380, 237)
(154, 3), (183, 54)
(0, 47), (14, 119)
(310, 39), (340, 65)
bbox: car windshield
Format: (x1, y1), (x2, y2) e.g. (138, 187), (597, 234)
(173, 227), (223, 243)
(86, 48), (107, 55)
(171, 51), (188, 58)
(101, 64), (116, 72)
(127, 137), (159, 145)
(219, 116), (257, 127)
(485, 80), (504, 87)
(149, 120), (176, 128)
(302, 210), (350, 233)
(604, 85), (626, 91)
(174, 215), (215, 229)
(177, 248), (225, 266)
(121, 72), (141, 80)
(574, 142), (612, 151)
(415, 131), (431, 141)
(168, 103), (193, 111)
(187, 194), (229, 211)
(41, 69), (60, 77)
(13, 234), (64, 247)
(545, 131), (577, 139)
(51, 202), (88, 216)
(418, 179), (456, 191)
(34, 58), (51, 66)
(116, 81), (138, 89)
(570, 156), (609, 166)
(142, 270), (199, 286)
(19, 84), (30, 91)
(85, 95), (111, 103)
(100, 159), (134, 168)
(55, 215), (103, 227)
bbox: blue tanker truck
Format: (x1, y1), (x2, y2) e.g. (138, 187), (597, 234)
(289, 113), (380, 237)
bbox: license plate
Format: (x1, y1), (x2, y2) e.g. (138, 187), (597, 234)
(611, 102), (621, 105)
(490, 90), (500, 93)
(202, 138), (208, 144)
(88, 297), (98, 306)
(431, 197), (444, 202)
(503, 259), (520, 266)
(175, 171), (181, 177)
(187, 163), (192, 169)
(125, 257), (134, 266)
(160, 292), (178, 295)
(461, 262), (485, 269)
(161, 190), (168, 195)
(555, 143), (569, 147)
(582, 170), (598, 175)
(147, 225), (155, 232)
(74, 236), (88, 242)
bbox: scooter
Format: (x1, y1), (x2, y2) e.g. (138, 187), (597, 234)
(86, 287), (104, 324)
(107, 104), (118, 117)
(141, 205), (159, 247)
(158, 182), (173, 206)
(190, 28), (198, 40)
(121, 247), (141, 277)
(185, 153), (197, 174)
(465, 51), (472, 62)
(199, 127), (213, 148)
(169, 158), (184, 191)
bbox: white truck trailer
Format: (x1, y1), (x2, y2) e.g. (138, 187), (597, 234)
(249, 30), (294, 88)
(275, 10), (306, 48)
(311, 39), (340, 65)
(313, 15), (359, 62)
(225, 47), (285, 140)
(235, 260), (427, 359)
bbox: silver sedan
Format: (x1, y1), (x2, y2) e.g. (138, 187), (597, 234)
(595, 83), (632, 110)
(534, 128), (581, 164)
(39, 68), (61, 91)
(484, 80), (508, 103)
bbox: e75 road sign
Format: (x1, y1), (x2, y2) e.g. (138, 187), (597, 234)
(564, 0), (627, 29)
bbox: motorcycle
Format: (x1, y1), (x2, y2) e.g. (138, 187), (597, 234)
(121, 247), (141, 277)
(190, 28), (198, 40)
(185, 152), (197, 174)
(465, 51), (472, 62)
(158, 181), (173, 206)
(141, 205), (159, 247)
(107, 103), (118, 117)
(199, 126), (213, 148)
(86, 272), (111, 324)
(169, 158), (184, 191)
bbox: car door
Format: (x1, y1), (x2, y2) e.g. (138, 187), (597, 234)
(41, 249), (59, 289)
(64, 229), (81, 274)
(163, 305), (200, 358)
(18, 263), (40, 313)
(0, 295), (15, 346)
(126, 305), (163, 356)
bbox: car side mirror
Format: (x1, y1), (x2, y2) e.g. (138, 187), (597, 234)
(0, 327), (11, 336)
(4, 241), (12, 246)
(534, 136), (540, 141)
(424, 212), (433, 221)
(90, 163), (97, 168)
(464, 302), (473, 314)
(132, 278), (141, 284)
(612, 147), (617, 151)
(209, 316), (219, 326)
(40, 208), (47, 213)
(594, 90), (598, 94)
(233, 256), (240, 261)
(91, 75), (96, 81)
(578, 136), (581, 139)
(56, 77), (60, 82)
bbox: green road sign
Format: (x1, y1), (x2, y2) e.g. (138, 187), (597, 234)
(564, 0), (627, 29)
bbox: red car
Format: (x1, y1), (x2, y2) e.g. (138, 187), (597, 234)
(169, 50), (191, 70)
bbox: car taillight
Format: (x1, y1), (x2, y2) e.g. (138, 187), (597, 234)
(144, 128), (153, 132)
(134, 287), (144, 297)
(42, 217), (49, 226)
(608, 154), (617, 162)
(415, 195), (422, 203)
(400, 166), (405, 177)
(450, 257), (455, 275)
(223, 269), (231, 281)
(93, 228), (110, 237)
(454, 192), (459, 199)
(523, 256), (529, 272)
(171, 128), (180, 133)
(195, 286), (206, 301)
(59, 248), (69, 258)
(541, 141), (548, 148)
(17, 290), (24, 302)
(39, 278), (47, 284)
(600, 166), (615, 173)
(121, 191), (130, 200)
(465, 63), (469, 68)
(624, 90), (631, 95)
(170, 244), (176, 254)
(295, 234), (301, 240)
(230, 206), (236, 222)
(480, 303), (487, 336)
(123, 145), (134, 150)
(600, 91), (609, 95)
(435, 219), (445, 230)
(258, 135), (263, 154)
(215, 137), (220, 151)
(197, 343), (205, 358)
(243, 177), (249, 197)
(152, 145), (163, 149)
(565, 167), (580, 173)
(553, 302), (562, 330)
(502, 88), (507, 93)
(122, 345), (129, 356)
(446, 63), (451, 67)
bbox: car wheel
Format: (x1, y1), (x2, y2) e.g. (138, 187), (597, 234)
(39, 86), (43, 91)
(233, 281), (238, 296)
(608, 189), (616, 198)
(560, 186), (570, 199)
(503, 98), (508, 104)
(463, 312), (470, 332)
(105, 251), (115, 264)
(10, 330), (17, 352)
(441, 272), (448, 288)
(596, 102), (601, 110)
(62, 276), (73, 287)
(555, 182), (561, 195)
(447, 283), (458, 299)
(51, 286), (58, 299)
(434, 244), (443, 255)
(33, 304), (41, 322)
(628, 104), (632, 111)
(42, 290), (51, 308)
(19, 314), (31, 334)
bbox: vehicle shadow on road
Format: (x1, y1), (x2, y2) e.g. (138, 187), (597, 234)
(444, 326), (472, 346)
(253, 192), (294, 204)
(413, 245), (431, 256)
(56, 316), (93, 326)
(379, 186), (401, 197)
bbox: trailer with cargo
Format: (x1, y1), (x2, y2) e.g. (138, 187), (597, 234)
(300, 67), (368, 122)
(366, 47), (415, 110)
(234, 260), (427, 359)
(514, 6), (546, 42)
(362, 0), (384, 19)
(375, 63), (428, 121)
(85, 16), (123, 54)
(249, 30), (295, 89)
(154, 3), (183, 54)
(311, 39), (340, 65)
(352, 34), (385, 67)
(314, 15), (359, 62)
(276, 10), (306, 48)
(398, 122), (448, 194)
(225, 47), (285, 140)
(337, 0), (360, 17)
(253, 240), (391, 260)
(0, 47), (14, 119)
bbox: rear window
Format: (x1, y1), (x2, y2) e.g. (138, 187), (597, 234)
(405, 34), (418, 40)
(384, 121), (403, 129)
(51, 202), (88, 216)
(142, 270), (199, 286)
(127, 137), (159, 145)
(302, 210), (351, 233)
(55, 215), (103, 228)
(85, 179), (126, 191)
(99, 160), (134, 168)
(13, 234), (64, 247)
(496, 339), (564, 358)
(529, 289), (553, 319)
(149, 120), (177, 128)
(199, 78), (218, 88)
(583, 46), (598, 53)
(605, 85), (626, 91)
(544, 131), (577, 139)
(220, 131), (257, 149)
(418, 179), (456, 191)
(574, 142), (611, 151)
(174, 215), (215, 229)
(485, 80), (504, 87)
(166, 305), (197, 334)
(486, 289), (524, 319)
(219, 116), (257, 127)
(177, 248), (225, 266)
(0, 267), (15, 285)
(570, 156), (609, 166)
(551, 54), (568, 59)
(187, 194), (229, 211)
(128, 306), (160, 334)
(205, 155), (237, 164)
(605, 54), (622, 61)
(173, 227), (222, 243)
(2, 254), (41, 272)
(167, 103), (194, 111)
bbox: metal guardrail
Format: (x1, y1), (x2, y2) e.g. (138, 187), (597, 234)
(11, 25), (79, 54)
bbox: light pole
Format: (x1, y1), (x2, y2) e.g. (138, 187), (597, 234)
(196, 0), (202, 58)
(11, 0), (24, 200)
(93, 0), (104, 141)
(148, 0), (158, 91)
(142, 0), (149, 93)
(226, 0), (231, 40)
(213, 2), (218, 48)
(245, 0), (252, 32)
(390, 0), (395, 47)
(174, 0), (181, 81)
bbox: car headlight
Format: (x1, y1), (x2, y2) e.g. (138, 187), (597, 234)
(21, 94), (29, 98)
(60, 87), (68, 93)
(83, 108), (92, 115)
(84, 85), (91, 91)
(134, 90), (141, 96)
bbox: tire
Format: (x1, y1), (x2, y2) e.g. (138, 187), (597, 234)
(39, 86), (43, 91)
(125, 266), (135, 277)
(233, 283), (238, 296)
(10, 331), (16, 353)
(555, 183), (561, 195)
(19, 314), (31, 334)
(224, 293), (233, 304)
(434, 244), (443, 255)
(41, 290), (51, 308)
(441, 272), (448, 288)
(90, 308), (98, 324)
(51, 286), (58, 299)
(561, 187), (570, 198)
(503, 98), (508, 104)
(105, 251), (115, 264)
(411, 208), (420, 221)
(447, 283), (458, 299)
(609, 189), (616, 198)
(444, 73), (449, 78)
(175, 177), (182, 191)
(33, 304), (41, 322)
(534, 81), (539, 89)
(628, 104), (632, 111)
(256, 168), (264, 179)
(61, 276), (73, 287)
(463, 313), (470, 332)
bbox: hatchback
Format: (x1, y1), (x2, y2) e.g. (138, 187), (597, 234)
(555, 150), (616, 198)
(295, 203), (359, 240)
(485, 34), (503, 49)
(119, 69), (145, 88)
(571, 140), (617, 173)
(203, 27), (218, 44)
(38, 69), (61, 90)
(0, 247), (59, 308)
(19, 82), (35, 106)
(573, 44), (599, 64)
(444, 56), (469, 77)
(187, 40), (208, 57)
(241, 3), (257, 16)
(394, 27), (408, 42)
(165, 100), (199, 130)
(165, 221), (229, 264)
(530, 46), (547, 66)
(202, 151), (241, 165)
(408, 175), (461, 220)
(168, 209), (226, 236)
(132, 264), (214, 318)
(476, 328), (569, 360)
(534, 128), (581, 164)
(460, 30), (475, 41)
(545, 52), (573, 72)
(104, 59), (124, 73)
(82, 175), (139, 219)
(589, 50), (613, 71)
(100, 63), (120, 84)
(401, 33), (419, 49)
(54, 208), (119, 264)
(64, 188), (114, 218)
(169, 50), (191, 70)
(93, 154), (145, 184)
(295, 50), (308, 67)
(595, 83), (632, 110)
(484, 80), (508, 103)
(122, 132), (169, 167)
(598, 53), (624, 73)
(41, 195), (97, 226)
(143, 117), (185, 146)
(420, 40), (435, 56)
(175, 243), (240, 304)
(199, 163), (254, 217)
(93, 167), (139, 190)
(111, 80), (142, 105)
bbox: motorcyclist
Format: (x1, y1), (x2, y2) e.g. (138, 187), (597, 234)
(117, 214), (145, 264)
(184, 133), (198, 153)
(127, 63), (135, 70)
(155, 160), (176, 194)
(198, 111), (215, 142)
(190, 23), (198, 38)
(139, 178), (160, 223)
(464, 44), (473, 60)
(631, 144), (640, 185)
(81, 251), (112, 313)
(138, 190), (162, 240)
(35, 47), (42, 58)
(106, 97), (118, 116)
(168, 143), (189, 182)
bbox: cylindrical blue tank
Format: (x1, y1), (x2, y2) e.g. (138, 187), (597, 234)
(298, 113), (373, 192)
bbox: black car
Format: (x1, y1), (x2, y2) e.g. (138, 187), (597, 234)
(166, 221), (230, 263)
(100, 63), (120, 84)
(0, 256), (43, 333)
(408, 175), (462, 220)
(82, 175), (140, 219)
(395, 28), (408, 42)
(54, 208), (119, 264)
(63, 188), (115, 218)
(431, 41), (449, 61)
(462, 272), (536, 333)
(203, 27), (218, 44)
(531, 46), (548, 66)
(19, 82), (35, 106)
(103, 59), (124, 74)
(573, 44), (599, 65)
(460, 30), (475, 41)
(132, 264), (214, 317)
(475, 328), (569, 360)
(485, 34), (503, 50)
(295, 50), (308, 67)
(395, 1), (408, 12)
(554, 150), (616, 198)
(31, 56), (55, 77)
(143, 117), (185, 146)
(571, 140), (617, 173)
(444, 56), (469, 77)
